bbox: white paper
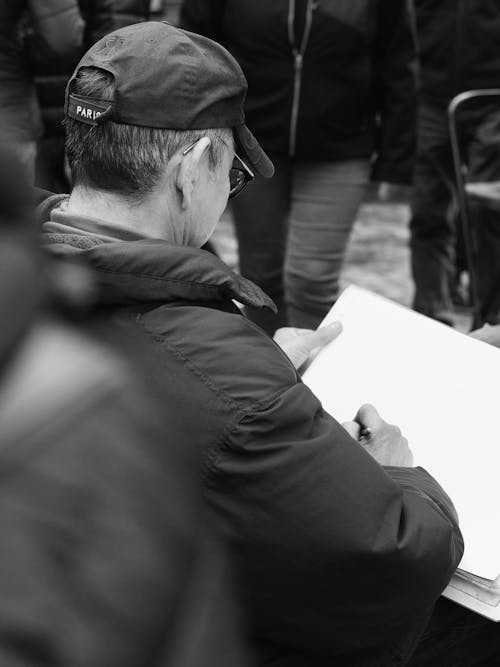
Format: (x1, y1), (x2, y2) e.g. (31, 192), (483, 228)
(444, 573), (500, 621)
(302, 286), (500, 580)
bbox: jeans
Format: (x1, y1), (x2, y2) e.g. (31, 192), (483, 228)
(410, 101), (500, 325)
(231, 157), (371, 333)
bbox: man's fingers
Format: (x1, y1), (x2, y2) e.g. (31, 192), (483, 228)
(405, 447), (415, 467)
(354, 403), (383, 431)
(274, 322), (342, 351)
(313, 321), (343, 346)
(299, 321), (342, 352)
(470, 323), (500, 348)
(273, 322), (342, 371)
(342, 421), (361, 440)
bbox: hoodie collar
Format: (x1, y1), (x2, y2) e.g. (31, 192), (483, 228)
(41, 194), (147, 244)
(39, 194), (276, 313)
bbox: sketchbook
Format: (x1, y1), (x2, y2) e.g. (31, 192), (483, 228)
(302, 286), (500, 621)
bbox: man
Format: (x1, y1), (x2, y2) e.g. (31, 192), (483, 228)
(410, 0), (500, 326)
(40, 21), (497, 666)
(0, 148), (250, 667)
(180, 0), (417, 334)
(34, 0), (150, 192)
(0, 0), (85, 180)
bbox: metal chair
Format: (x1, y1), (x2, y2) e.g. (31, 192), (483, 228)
(448, 89), (500, 328)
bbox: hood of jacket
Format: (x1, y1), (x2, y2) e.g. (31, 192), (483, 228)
(39, 193), (277, 313)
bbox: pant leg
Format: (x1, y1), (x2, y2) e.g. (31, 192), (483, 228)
(231, 157), (292, 335)
(410, 103), (456, 324)
(406, 597), (500, 666)
(285, 159), (370, 330)
(467, 109), (500, 324)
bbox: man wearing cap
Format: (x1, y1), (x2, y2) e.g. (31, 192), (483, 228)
(39, 21), (499, 667)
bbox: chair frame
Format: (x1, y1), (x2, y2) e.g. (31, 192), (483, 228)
(448, 88), (500, 329)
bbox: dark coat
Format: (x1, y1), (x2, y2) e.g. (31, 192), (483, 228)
(0, 0), (84, 142)
(35, 0), (149, 138)
(0, 229), (252, 667)
(181, 0), (417, 183)
(414, 0), (500, 107)
(79, 0), (150, 44)
(40, 194), (464, 667)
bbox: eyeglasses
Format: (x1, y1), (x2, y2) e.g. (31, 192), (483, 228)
(182, 141), (254, 199)
(229, 153), (254, 199)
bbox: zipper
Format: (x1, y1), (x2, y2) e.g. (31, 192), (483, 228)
(289, 52), (303, 157)
(287, 0), (315, 157)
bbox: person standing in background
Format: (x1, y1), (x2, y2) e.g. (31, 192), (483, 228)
(411, 0), (500, 326)
(35, 0), (150, 192)
(181, 0), (417, 334)
(150, 0), (182, 25)
(78, 0), (150, 43)
(0, 0), (84, 181)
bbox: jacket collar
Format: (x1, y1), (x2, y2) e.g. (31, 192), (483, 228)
(38, 194), (276, 313)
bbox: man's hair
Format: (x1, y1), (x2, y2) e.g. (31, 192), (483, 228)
(64, 67), (232, 198)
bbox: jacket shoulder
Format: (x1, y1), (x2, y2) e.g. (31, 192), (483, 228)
(139, 303), (298, 411)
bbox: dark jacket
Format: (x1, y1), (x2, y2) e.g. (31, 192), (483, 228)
(40, 194), (464, 667)
(414, 0), (500, 107)
(0, 228), (252, 666)
(181, 0), (417, 183)
(35, 0), (149, 138)
(0, 0), (84, 142)
(80, 0), (150, 44)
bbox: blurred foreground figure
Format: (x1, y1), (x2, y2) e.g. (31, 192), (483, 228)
(181, 0), (417, 332)
(35, 0), (150, 192)
(411, 0), (500, 325)
(0, 150), (251, 667)
(0, 0), (84, 180)
(39, 21), (499, 667)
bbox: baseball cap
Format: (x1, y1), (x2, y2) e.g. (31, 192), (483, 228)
(65, 21), (274, 178)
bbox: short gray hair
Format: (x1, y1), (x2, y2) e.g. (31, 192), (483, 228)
(64, 67), (232, 199)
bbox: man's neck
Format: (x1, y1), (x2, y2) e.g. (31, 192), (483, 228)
(66, 186), (173, 242)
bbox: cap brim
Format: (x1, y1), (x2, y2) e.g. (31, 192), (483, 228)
(235, 125), (274, 178)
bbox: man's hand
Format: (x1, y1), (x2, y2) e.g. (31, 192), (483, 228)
(343, 404), (414, 467)
(273, 322), (342, 371)
(470, 323), (500, 348)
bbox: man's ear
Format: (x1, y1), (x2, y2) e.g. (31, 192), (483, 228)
(175, 137), (211, 210)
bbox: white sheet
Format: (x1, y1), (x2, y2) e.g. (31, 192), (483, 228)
(302, 286), (500, 580)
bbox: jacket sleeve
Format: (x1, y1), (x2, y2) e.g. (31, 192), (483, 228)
(27, 0), (85, 63)
(179, 0), (227, 43)
(209, 382), (463, 663)
(371, 0), (418, 185)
